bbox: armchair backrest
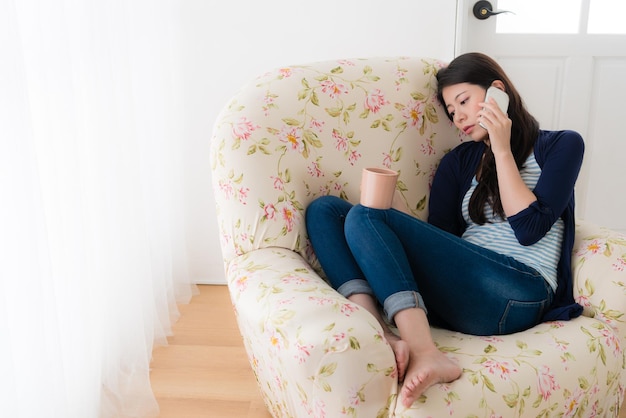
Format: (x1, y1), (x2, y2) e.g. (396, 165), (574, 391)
(210, 57), (463, 268)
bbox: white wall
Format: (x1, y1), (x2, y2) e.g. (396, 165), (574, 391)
(179, 0), (458, 283)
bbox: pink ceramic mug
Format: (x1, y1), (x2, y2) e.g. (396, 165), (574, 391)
(360, 167), (399, 209)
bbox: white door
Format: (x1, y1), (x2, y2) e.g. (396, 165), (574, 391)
(456, 0), (626, 234)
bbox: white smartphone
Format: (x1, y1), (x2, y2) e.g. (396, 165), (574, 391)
(479, 86), (509, 129)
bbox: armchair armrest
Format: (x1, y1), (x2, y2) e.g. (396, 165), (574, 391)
(226, 247), (398, 417)
(572, 219), (626, 334)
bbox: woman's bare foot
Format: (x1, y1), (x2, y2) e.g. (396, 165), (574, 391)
(400, 348), (462, 407)
(385, 332), (410, 382)
(346, 294), (413, 382)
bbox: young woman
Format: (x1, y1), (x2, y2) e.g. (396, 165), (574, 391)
(305, 52), (584, 407)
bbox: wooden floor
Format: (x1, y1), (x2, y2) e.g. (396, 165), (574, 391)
(150, 285), (271, 418)
(151, 284), (626, 418)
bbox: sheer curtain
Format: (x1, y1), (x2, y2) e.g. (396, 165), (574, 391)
(1, 0), (194, 417)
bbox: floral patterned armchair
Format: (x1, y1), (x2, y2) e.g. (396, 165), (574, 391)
(210, 57), (626, 417)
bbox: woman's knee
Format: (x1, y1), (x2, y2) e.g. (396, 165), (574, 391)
(307, 195), (347, 213)
(306, 196), (351, 228)
(344, 202), (370, 222)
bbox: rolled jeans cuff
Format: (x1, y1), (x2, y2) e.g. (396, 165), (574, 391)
(383, 291), (428, 323)
(337, 279), (374, 299)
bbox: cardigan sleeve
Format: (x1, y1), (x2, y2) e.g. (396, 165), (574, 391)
(508, 130), (585, 246)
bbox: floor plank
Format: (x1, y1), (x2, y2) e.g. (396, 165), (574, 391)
(150, 285), (271, 418)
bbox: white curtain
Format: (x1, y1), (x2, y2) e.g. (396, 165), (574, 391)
(1, 0), (194, 416)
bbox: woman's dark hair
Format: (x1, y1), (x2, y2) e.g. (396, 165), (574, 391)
(436, 52), (540, 224)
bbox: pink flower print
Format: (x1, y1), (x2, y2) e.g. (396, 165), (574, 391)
(333, 332), (346, 342)
(613, 257), (626, 272)
(313, 398), (326, 418)
(270, 368), (284, 391)
(576, 294), (592, 308)
(237, 186), (249, 204)
(576, 239), (606, 258)
(300, 401), (313, 416)
(263, 93), (277, 116)
(279, 125), (305, 153)
(232, 117), (259, 140)
(320, 79), (348, 99)
(340, 303), (358, 316)
(600, 328), (621, 356)
(304, 240), (317, 263)
(281, 274), (309, 285)
(281, 202), (298, 232)
(309, 118), (325, 132)
(218, 179), (235, 200)
(552, 338), (568, 353)
(348, 149), (362, 166)
(420, 138), (435, 156)
(394, 69), (408, 91)
(402, 99), (426, 130)
(269, 329), (282, 350)
(586, 240), (605, 254)
(428, 164), (437, 188)
(235, 275), (249, 292)
(537, 365), (560, 401)
(294, 341), (313, 364)
(332, 129), (348, 152)
(250, 354), (259, 369)
(364, 89), (389, 114)
(263, 203), (277, 220)
(309, 296), (334, 306)
(278, 297), (295, 306)
(219, 179), (249, 205)
(483, 359), (517, 381)
(588, 385), (601, 417)
(278, 67), (293, 78)
(307, 161), (323, 177)
(595, 310), (617, 328)
(271, 176), (285, 191)
(563, 387), (585, 417)
(382, 152), (393, 168)
(220, 232), (232, 248)
(348, 386), (363, 406)
(337, 59), (355, 66)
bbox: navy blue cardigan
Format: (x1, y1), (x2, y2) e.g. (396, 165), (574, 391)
(428, 130), (585, 321)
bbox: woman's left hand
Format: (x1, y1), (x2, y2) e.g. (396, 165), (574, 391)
(479, 98), (512, 157)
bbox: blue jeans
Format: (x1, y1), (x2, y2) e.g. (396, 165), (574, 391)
(305, 195), (554, 335)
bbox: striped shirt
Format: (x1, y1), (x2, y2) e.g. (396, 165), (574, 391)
(461, 153), (563, 292)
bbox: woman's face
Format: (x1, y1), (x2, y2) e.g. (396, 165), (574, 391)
(441, 82), (489, 142)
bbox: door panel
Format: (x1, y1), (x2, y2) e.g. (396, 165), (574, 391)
(585, 57), (626, 229)
(496, 56), (565, 129)
(457, 0), (626, 233)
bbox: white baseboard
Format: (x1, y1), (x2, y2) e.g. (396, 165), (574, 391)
(194, 277), (227, 285)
